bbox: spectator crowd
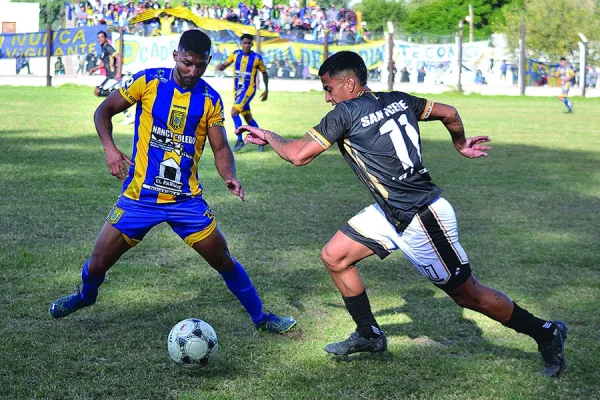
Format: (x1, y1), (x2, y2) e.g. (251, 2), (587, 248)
(64, 0), (371, 44)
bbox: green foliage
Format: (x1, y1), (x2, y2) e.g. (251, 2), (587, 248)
(498, 0), (600, 62)
(402, 0), (510, 37)
(356, 0), (408, 33)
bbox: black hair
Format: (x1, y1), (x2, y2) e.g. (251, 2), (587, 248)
(98, 31), (108, 38)
(560, 57), (567, 61)
(178, 29), (211, 55)
(318, 51), (367, 85)
(240, 33), (254, 42)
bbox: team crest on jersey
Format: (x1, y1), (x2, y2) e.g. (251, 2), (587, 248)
(169, 110), (186, 131)
(107, 206), (124, 224)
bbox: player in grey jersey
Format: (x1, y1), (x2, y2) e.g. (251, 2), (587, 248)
(237, 51), (567, 378)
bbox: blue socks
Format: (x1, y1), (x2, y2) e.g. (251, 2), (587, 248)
(232, 115), (243, 141)
(219, 260), (264, 324)
(563, 98), (572, 109)
(80, 259), (105, 304)
(248, 119), (259, 128)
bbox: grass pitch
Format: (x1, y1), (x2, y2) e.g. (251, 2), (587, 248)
(0, 86), (599, 400)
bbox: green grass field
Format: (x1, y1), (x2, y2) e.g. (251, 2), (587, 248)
(1, 86), (599, 400)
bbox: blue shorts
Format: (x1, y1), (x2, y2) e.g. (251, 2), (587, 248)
(233, 87), (256, 113)
(106, 195), (217, 247)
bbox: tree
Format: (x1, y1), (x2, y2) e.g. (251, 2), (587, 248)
(402, 0), (510, 38)
(498, 0), (600, 62)
(357, 0), (408, 33)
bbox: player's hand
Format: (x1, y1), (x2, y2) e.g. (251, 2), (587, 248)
(104, 146), (134, 181)
(260, 90), (268, 101)
(115, 73), (122, 81)
(225, 178), (245, 201)
(455, 136), (491, 158)
(236, 125), (268, 146)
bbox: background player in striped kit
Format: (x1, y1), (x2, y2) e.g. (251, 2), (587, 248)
(217, 34), (269, 152)
(238, 51), (567, 377)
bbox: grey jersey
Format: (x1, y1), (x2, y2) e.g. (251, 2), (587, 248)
(309, 91), (442, 232)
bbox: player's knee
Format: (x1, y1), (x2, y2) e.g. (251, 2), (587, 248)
(231, 108), (240, 117)
(320, 246), (349, 274)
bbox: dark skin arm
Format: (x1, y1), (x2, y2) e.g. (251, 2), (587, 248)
(426, 102), (491, 158)
(93, 91), (134, 181)
(260, 71), (269, 101)
(207, 125), (245, 201)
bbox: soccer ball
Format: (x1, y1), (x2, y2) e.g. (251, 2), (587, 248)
(167, 318), (219, 370)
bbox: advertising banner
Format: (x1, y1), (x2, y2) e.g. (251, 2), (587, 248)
(0, 26), (106, 58)
(118, 33), (386, 74)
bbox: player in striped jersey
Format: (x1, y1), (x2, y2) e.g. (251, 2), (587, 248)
(217, 34), (269, 151)
(49, 30), (296, 335)
(239, 51), (567, 377)
(554, 57), (575, 113)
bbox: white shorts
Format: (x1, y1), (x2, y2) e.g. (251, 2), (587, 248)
(97, 77), (121, 92)
(341, 198), (471, 290)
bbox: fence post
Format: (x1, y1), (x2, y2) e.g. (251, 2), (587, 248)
(323, 30), (329, 60)
(387, 21), (394, 91)
(519, 21), (526, 95)
(46, 23), (52, 87)
(119, 26), (125, 76)
(457, 20), (463, 93)
(579, 33), (588, 98)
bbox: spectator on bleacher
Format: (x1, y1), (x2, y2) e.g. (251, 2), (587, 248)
(160, 13), (175, 35)
(326, 5), (337, 22)
(345, 7), (357, 27)
(585, 66), (598, 88)
(55, 56), (66, 75)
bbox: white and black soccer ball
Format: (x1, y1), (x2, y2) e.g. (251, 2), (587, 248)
(167, 318), (219, 370)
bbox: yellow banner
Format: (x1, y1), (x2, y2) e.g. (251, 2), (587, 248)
(128, 7), (279, 38)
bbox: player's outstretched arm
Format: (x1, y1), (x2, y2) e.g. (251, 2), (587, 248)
(426, 102), (491, 159)
(237, 126), (326, 166)
(216, 60), (232, 71)
(94, 91), (134, 180)
(207, 125), (245, 201)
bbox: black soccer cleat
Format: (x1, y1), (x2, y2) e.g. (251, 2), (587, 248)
(233, 140), (245, 152)
(325, 331), (387, 356)
(538, 320), (568, 378)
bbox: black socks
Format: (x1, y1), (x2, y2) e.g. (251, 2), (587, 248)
(504, 302), (556, 344)
(343, 290), (382, 339)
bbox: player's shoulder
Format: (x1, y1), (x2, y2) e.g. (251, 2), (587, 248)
(143, 67), (172, 83)
(233, 49), (243, 56)
(196, 79), (223, 102)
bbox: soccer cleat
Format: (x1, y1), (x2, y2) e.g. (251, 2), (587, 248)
(255, 311), (297, 334)
(49, 286), (94, 318)
(538, 320), (568, 378)
(325, 330), (387, 356)
(257, 145), (265, 152)
(233, 140), (245, 152)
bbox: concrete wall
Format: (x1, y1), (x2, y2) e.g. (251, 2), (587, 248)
(0, 1), (40, 33)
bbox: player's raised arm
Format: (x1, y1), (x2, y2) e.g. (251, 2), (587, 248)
(238, 126), (326, 166)
(207, 125), (245, 201)
(425, 102), (491, 159)
(93, 91), (134, 180)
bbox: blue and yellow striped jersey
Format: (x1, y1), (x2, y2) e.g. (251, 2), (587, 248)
(224, 50), (267, 93)
(118, 68), (224, 204)
(557, 65), (576, 83)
